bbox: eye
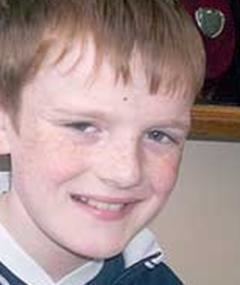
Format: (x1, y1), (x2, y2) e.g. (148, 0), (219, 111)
(146, 129), (177, 145)
(64, 121), (99, 134)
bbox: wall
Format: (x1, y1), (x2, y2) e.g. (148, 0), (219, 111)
(150, 141), (240, 284)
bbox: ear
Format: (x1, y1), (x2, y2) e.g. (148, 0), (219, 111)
(0, 106), (11, 155)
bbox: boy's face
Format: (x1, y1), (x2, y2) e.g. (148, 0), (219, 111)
(4, 42), (192, 262)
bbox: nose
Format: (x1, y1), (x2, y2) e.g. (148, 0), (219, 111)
(94, 140), (143, 190)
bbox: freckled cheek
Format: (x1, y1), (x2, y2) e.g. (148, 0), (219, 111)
(32, 142), (92, 184)
(148, 151), (182, 196)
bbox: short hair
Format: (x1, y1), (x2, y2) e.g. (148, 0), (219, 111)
(0, 0), (205, 114)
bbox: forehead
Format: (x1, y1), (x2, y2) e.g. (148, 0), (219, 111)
(31, 38), (194, 103)
(17, 40), (193, 133)
(17, 39), (193, 129)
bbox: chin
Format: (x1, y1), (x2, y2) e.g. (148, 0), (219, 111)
(86, 244), (123, 260)
(71, 238), (126, 260)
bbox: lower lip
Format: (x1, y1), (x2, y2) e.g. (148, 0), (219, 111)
(70, 196), (135, 221)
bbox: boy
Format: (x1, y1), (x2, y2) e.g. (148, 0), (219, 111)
(0, 1), (205, 285)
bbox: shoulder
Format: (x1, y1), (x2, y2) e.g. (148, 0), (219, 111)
(150, 262), (184, 284)
(127, 262), (184, 285)
(121, 229), (184, 284)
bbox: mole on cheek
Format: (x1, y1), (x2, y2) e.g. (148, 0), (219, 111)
(123, 97), (128, 102)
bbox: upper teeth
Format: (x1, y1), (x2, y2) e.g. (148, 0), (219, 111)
(74, 195), (125, 212)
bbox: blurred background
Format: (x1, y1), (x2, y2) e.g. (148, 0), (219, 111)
(150, 140), (240, 285)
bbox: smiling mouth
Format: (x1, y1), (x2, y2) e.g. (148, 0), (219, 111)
(70, 194), (129, 212)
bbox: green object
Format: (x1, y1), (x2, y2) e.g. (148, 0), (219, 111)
(195, 7), (226, 39)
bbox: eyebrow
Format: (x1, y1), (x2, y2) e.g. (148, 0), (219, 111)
(149, 120), (191, 133)
(52, 108), (111, 121)
(51, 108), (191, 131)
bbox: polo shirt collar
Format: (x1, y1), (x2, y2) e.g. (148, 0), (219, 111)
(0, 223), (103, 285)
